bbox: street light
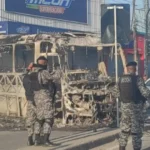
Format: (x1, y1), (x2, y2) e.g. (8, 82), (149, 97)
(107, 5), (124, 128)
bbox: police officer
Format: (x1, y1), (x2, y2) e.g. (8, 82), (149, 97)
(22, 63), (36, 146)
(30, 56), (58, 146)
(114, 61), (150, 150)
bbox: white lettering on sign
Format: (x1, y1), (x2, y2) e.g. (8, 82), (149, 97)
(27, 0), (72, 8)
(121, 77), (131, 83)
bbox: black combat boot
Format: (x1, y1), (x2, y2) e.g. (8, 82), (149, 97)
(27, 136), (34, 146)
(43, 134), (50, 146)
(43, 134), (55, 146)
(34, 134), (41, 146)
(43, 134), (58, 146)
(119, 146), (126, 150)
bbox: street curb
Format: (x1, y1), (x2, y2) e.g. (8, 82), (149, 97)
(65, 125), (150, 150)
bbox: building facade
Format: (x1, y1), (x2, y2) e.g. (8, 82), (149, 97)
(0, 0), (104, 34)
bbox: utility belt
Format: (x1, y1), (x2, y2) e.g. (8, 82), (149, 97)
(121, 98), (145, 104)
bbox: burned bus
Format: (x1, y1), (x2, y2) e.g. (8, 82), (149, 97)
(0, 33), (127, 126)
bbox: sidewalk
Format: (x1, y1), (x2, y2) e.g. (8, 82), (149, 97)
(18, 123), (150, 150)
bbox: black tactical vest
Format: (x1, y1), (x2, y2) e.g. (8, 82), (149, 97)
(29, 71), (42, 91)
(23, 73), (34, 101)
(30, 70), (55, 96)
(118, 75), (146, 104)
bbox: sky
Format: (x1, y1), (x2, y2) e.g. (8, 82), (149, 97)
(105, 0), (144, 9)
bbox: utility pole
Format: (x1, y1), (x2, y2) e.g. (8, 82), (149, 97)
(144, 0), (150, 77)
(107, 5), (123, 128)
(132, 0), (138, 72)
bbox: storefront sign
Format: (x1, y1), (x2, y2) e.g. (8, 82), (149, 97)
(5, 0), (88, 23)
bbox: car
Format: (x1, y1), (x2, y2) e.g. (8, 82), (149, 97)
(145, 78), (150, 90)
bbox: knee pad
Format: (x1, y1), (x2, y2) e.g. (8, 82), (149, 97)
(36, 119), (44, 125)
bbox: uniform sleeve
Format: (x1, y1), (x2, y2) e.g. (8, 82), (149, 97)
(50, 70), (62, 81)
(39, 70), (61, 84)
(137, 77), (150, 99)
(110, 84), (120, 98)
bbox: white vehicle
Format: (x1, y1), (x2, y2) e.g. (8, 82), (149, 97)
(145, 78), (150, 90)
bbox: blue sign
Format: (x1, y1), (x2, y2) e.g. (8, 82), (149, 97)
(5, 0), (88, 23)
(16, 26), (30, 34)
(0, 22), (8, 34)
(6, 21), (75, 34)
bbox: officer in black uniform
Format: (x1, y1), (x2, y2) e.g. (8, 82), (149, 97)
(113, 61), (150, 150)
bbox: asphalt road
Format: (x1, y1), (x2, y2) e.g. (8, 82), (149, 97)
(0, 129), (150, 150)
(1, 110), (150, 150)
(91, 110), (150, 150)
(0, 130), (77, 150)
